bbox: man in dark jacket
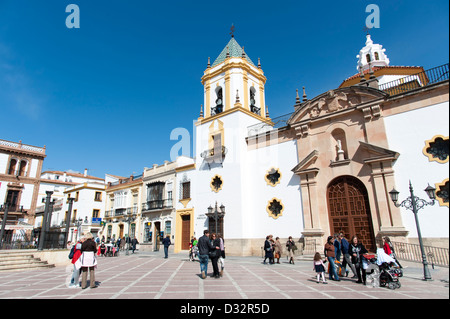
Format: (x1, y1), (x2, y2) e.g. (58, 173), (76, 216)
(131, 237), (139, 254)
(339, 232), (357, 278)
(162, 235), (171, 258)
(197, 230), (219, 279)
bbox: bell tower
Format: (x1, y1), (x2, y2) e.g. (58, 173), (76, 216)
(199, 36), (269, 121)
(356, 34), (390, 72)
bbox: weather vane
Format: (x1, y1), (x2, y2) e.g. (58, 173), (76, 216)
(363, 26), (371, 36)
(230, 23), (235, 38)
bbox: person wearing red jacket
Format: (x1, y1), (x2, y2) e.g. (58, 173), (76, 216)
(383, 236), (402, 268)
(68, 236), (85, 288)
(383, 237), (392, 255)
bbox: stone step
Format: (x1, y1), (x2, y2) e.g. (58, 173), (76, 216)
(0, 255), (36, 263)
(0, 249), (55, 272)
(0, 262), (54, 272)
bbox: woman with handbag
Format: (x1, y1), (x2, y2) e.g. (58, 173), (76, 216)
(349, 235), (368, 285)
(324, 236), (340, 281)
(218, 234), (225, 276)
(68, 236), (84, 288)
(79, 232), (98, 289)
(274, 237), (282, 264)
(210, 233), (221, 278)
(286, 236), (297, 264)
(263, 235), (274, 264)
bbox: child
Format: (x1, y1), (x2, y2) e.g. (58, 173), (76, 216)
(313, 252), (327, 284)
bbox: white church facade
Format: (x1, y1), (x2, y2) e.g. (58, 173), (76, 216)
(171, 34), (448, 256)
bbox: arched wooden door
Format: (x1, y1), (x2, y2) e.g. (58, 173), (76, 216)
(327, 176), (376, 252)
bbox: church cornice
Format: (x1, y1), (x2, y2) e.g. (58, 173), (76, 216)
(195, 105), (273, 126)
(201, 58), (266, 85)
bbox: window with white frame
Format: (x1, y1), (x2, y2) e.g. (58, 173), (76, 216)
(114, 191), (127, 208)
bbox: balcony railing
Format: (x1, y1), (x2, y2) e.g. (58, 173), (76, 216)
(247, 112), (292, 137)
(0, 139), (46, 154)
(105, 206), (138, 218)
(0, 205), (24, 213)
(108, 174), (143, 187)
(142, 199), (173, 211)
(378, 240), (449, 267)
(379, 63), (449, 96)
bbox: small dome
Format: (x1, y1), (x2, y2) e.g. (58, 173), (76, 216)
(357, 34), (390, 72)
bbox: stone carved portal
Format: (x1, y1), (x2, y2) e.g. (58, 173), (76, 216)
(327, 176), (376, 252)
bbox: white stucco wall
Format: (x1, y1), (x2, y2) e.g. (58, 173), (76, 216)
(193, 111), (303, 241)
(384, 101), (449, 239)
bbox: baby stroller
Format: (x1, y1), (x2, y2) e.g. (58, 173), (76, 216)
(190, 245), (199, 262)
(365, 249), (402, 290)
(379, 262), (402, 289)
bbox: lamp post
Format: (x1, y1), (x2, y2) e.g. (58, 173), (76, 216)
(125, 211), (136, 256)
(0, 203), (10, 249)
(389, 181), (436, 281)
(207, 202), (225, 234)
(38, 191), (53, 250)
(75, 218), (83, 241)
(64, 197), (75, 247)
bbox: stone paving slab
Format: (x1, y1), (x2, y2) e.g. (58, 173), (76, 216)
(0, 251), (448, 302)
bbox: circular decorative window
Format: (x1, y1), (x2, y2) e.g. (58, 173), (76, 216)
(210, 175), (223, 193)
(423, 135), (449, 164)
(266, 198), (284, 219)
(265, 168), (281, 187)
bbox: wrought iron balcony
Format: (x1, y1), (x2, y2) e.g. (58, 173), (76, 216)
(0, 204), (24, 213)
(142, 199), (173, 211)
(379, 63), (449, 96)
(200, 145), (228, 160)
(105, 206), (138, 218)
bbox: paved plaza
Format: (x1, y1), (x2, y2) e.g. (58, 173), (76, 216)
(0, 250), (448, 300)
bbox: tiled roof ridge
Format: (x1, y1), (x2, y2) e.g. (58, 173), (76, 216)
(211, 37), (256, 67)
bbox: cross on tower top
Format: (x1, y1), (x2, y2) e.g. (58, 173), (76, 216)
(230, 24), (235, 38)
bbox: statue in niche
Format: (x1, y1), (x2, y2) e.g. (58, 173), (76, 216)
(336, 139), (346, 161)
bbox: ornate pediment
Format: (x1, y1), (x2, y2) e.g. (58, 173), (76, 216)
(288, 86), (388, 125)
(292, 150), (319, 175)
(359, 141), (399, 163)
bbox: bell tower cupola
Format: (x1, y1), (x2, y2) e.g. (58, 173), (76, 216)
(200, 36), (268, 121)
(356, 34), (390, 73)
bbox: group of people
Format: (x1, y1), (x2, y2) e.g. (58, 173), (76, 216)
(97, 236), (140, 256)
(263, 235), (297, 265)
(314, 232), (402, 285)
(68, 232), (98, 289)
(196, 230), (225, 279)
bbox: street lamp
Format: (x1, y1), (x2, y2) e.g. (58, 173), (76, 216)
(64, 197), (75, 247)
(125, 211), (136, 255)
(206, 202), (225, 234)
(38, 191), (53, 250)
(75, 218), (83, 241)
(0, 203), (10, 250)
(389, 181), (436, 281)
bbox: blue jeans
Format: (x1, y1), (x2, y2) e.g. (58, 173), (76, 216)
(327, 256), (340, 281)
(199, 255), (209, 275)
(70, 264), (80, 286)
(164, 246), (169, 258)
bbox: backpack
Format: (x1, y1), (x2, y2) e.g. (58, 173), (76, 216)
(68, 246), (75, 259)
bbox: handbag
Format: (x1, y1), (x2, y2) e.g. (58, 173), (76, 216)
(68, 246), (75, 259)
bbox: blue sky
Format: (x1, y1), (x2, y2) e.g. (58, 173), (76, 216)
(0, 0), (448, 178)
